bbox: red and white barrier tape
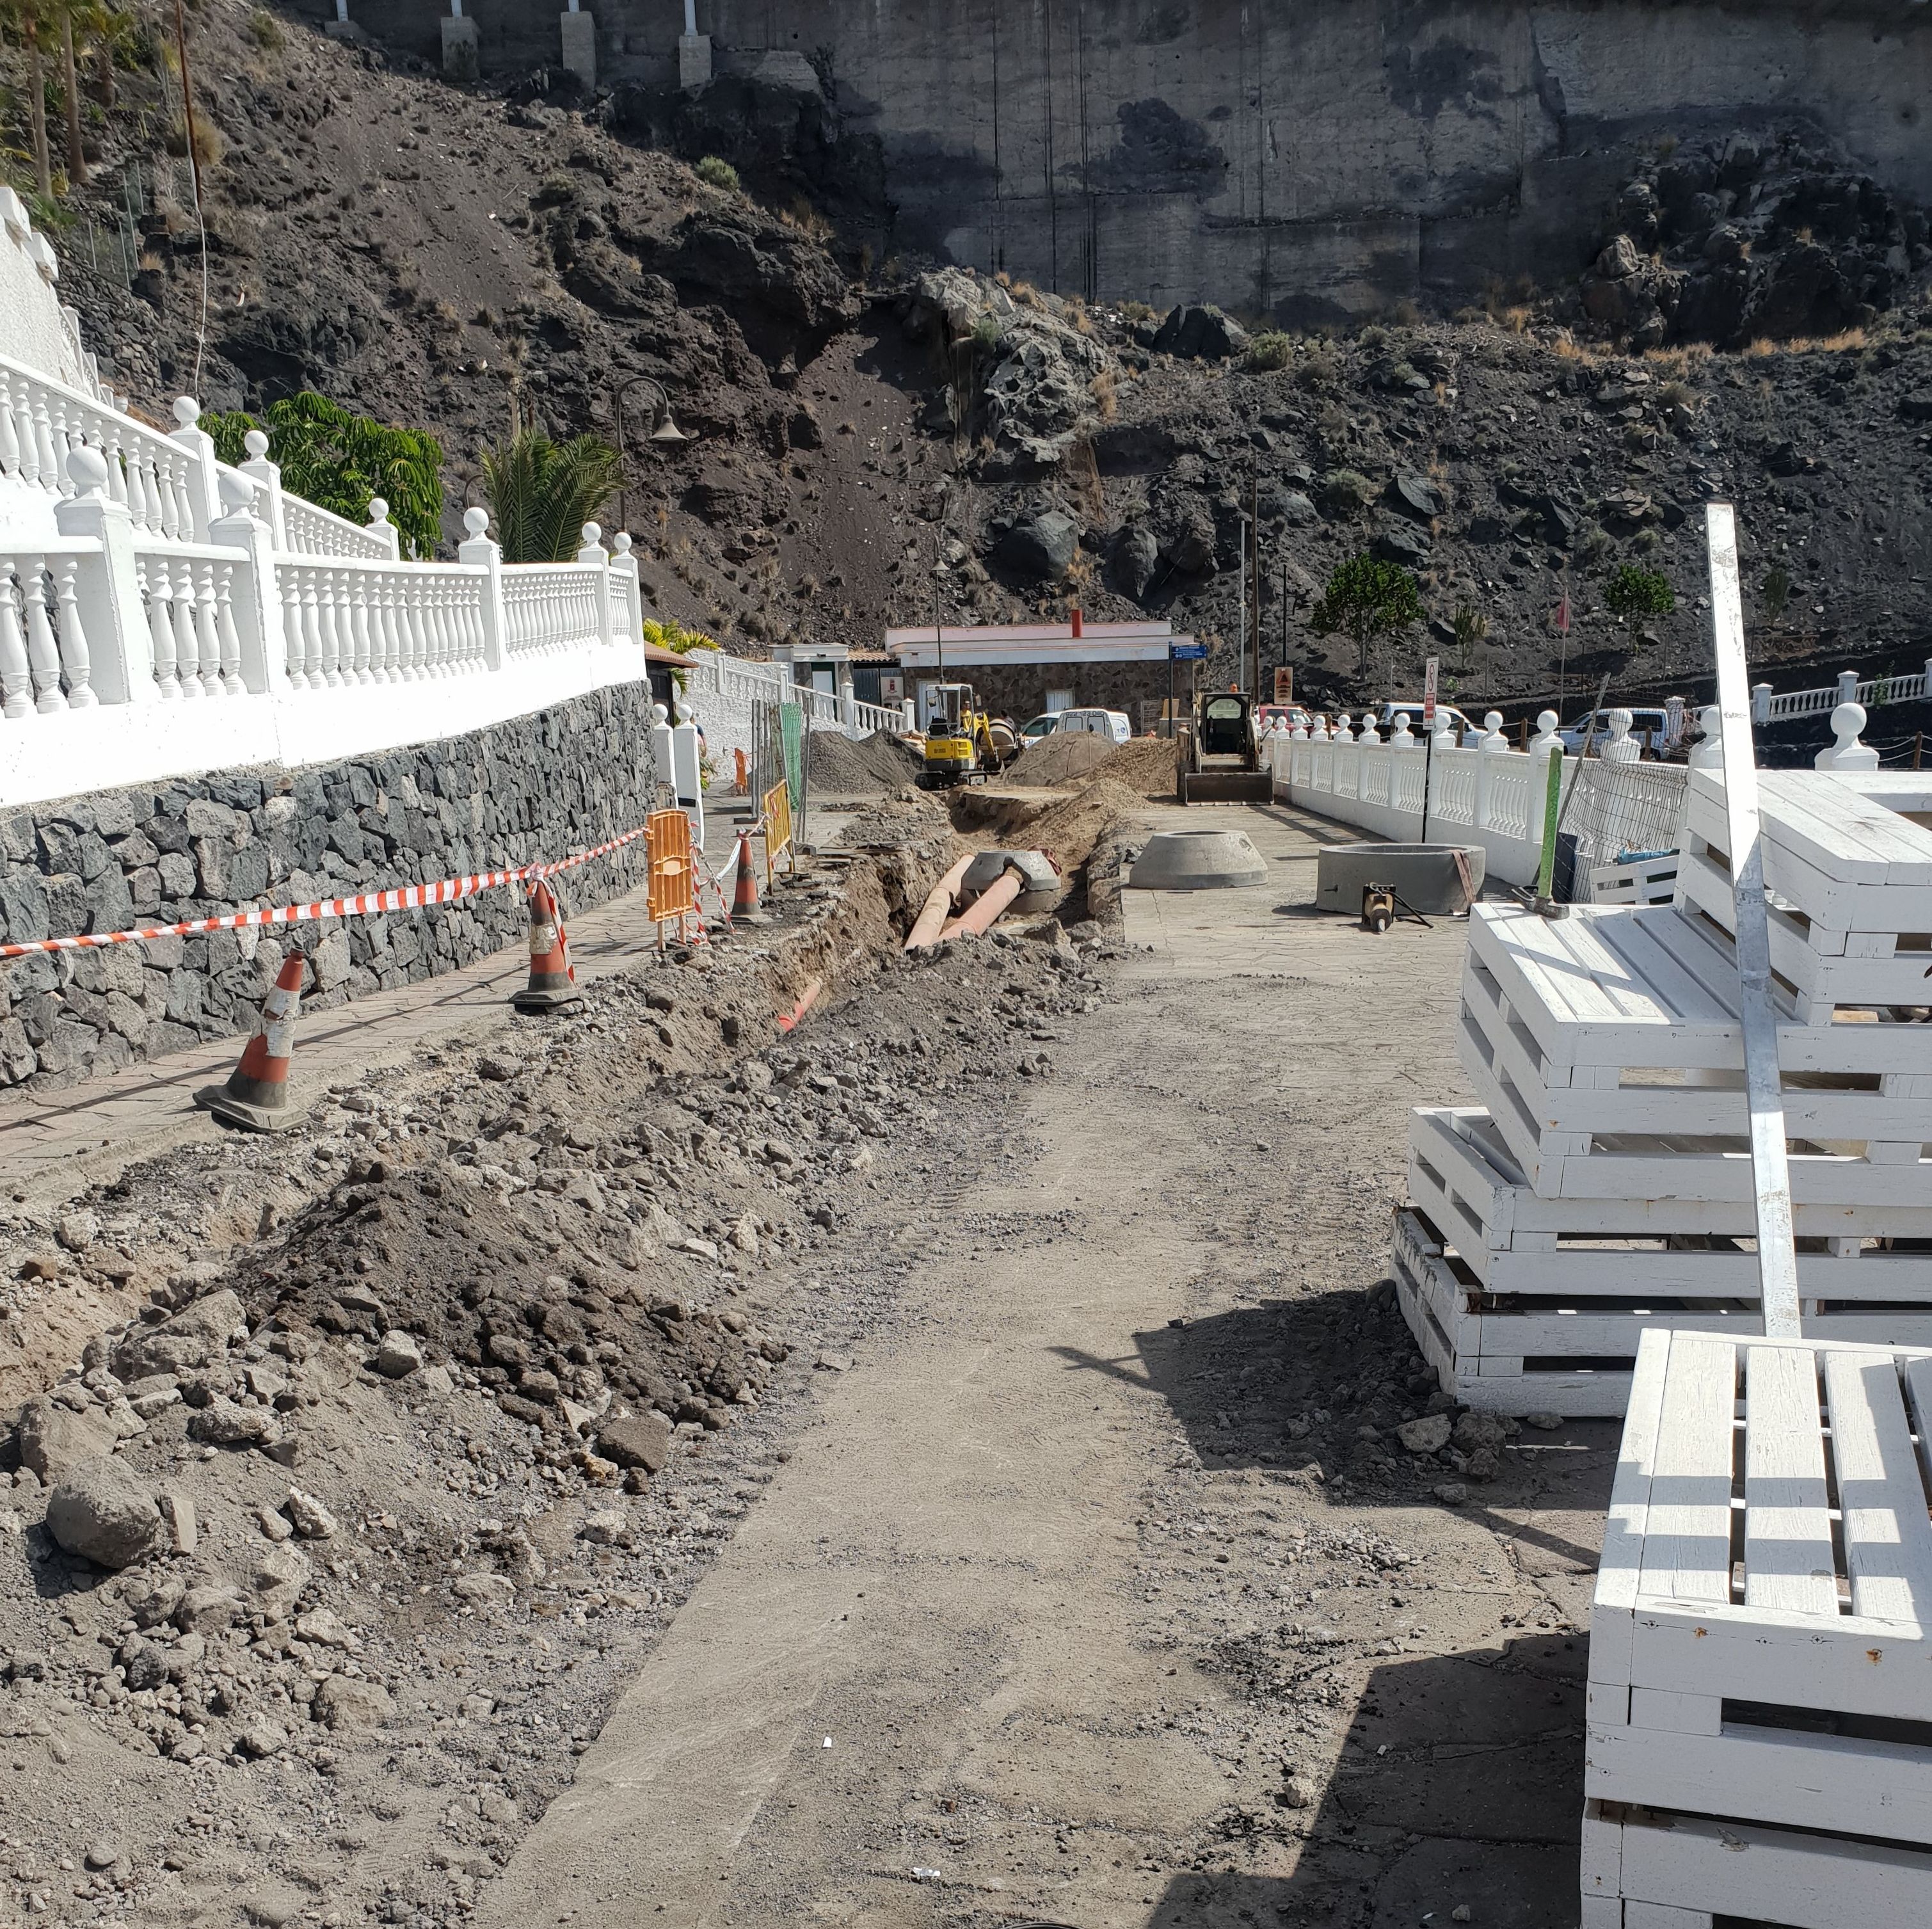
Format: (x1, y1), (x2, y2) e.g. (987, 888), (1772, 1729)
(0, 820), (655, 961)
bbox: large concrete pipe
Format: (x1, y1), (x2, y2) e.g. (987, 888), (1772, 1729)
(904, 853), (975, 950)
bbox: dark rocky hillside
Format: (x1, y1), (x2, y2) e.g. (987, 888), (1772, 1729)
(14, 2), (1932, 721)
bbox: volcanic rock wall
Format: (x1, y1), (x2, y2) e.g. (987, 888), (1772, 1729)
(0, 685), (661, 1094)
(303, 0), (1932, 322)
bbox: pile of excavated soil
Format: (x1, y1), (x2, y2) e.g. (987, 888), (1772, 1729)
(1096, 736), (1183, 796)
(1017, 779), (1153, 877)
(1000, 733), (1117, 788)
(806, 729), (921, 794)
(0, 824), (1122, 1929)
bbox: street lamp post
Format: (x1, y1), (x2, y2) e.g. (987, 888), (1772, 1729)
(614, 374), (689, 534)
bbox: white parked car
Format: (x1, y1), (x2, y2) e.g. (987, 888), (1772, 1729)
(1366, 700), (1476, 743)
(1053, 707), (1132, 744)
(1556, 707), (1677, 755)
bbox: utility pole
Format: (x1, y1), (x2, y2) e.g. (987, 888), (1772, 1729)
(1249, 470), (1262, 704)
(1236, 517), (1247, 701)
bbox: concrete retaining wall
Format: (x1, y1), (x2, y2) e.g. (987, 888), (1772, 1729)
(0, 682), (660, 1094)
(304, 0), (1932, 321)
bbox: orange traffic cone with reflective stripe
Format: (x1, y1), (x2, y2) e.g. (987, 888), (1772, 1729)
(194, 950), (307, 1132)
(731, 835), (763, 921)
(512, 879), (582, 1014)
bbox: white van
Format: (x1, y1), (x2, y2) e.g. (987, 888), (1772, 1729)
(1055, 707), (1131, 745)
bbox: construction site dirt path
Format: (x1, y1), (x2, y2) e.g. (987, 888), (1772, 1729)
(479, 804), (1619, 1929)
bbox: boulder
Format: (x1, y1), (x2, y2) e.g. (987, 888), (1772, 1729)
(113, 1288), (246, 1381)
(188, 1398), (282, 1450)
(1373, 525), (1432, 566)
(251, 1541), (312, 1619)
(996, 510), (1080, 582)
(312, 1675), (394, 1731)
(372, 1330), (423, 1379)
(1596, 233), (1641, 278)
(1277, 492), (1318, 527)
(1388, 474), (1446, 522)
(597, 1411), (673, 1474)
(45, 1457), (161, 1569)
(1394, 1413), (1452, 1454)
(13, 1393), (116, 1482)
(1151, 303), (1249, 360)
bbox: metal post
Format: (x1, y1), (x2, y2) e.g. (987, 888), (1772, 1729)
(1706, 501), (1801, 1341)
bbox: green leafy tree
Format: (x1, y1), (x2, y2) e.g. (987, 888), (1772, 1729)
(204, 393), (445, 560)
(1311, 553), (1425, 678)
(1604, 564), (1675, 626)
(479, 426), (623, 564)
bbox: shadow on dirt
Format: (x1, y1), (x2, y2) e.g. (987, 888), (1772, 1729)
(1144, 1633), (1588, 1929)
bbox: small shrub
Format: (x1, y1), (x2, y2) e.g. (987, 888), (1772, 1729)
(1359, 323), (1389, 351)
(1297, 346), (1339, 392)
(1321, 468), (1377, 511)
(1656, 380), (1695, 410)
(971, 313), (1003, 356)
(1604, 564), (1675, 623)
(694, 155), (740, 191)
(1761, 563), (1791, 618)
(1119, 299), (1157, 323)
(247, 9), (285, 50)
(1312, 553), (1425, 676)
(1245, 330), (1293, 372)
(1391, 298), (1423, 327)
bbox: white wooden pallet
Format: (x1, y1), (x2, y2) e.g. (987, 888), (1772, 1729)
(1686, 765), (1932, 936)
(1582, 1326), (1932, 1927)
(1580, 1804), (1932, 1928)
(1462, 906), (1932, 1203)
(1409, 1104), (1932, 1298)
(1678, 840), (1932, 1020)
(1589, 850), (1681, 906)
(1392, 1205), (1932, 1418)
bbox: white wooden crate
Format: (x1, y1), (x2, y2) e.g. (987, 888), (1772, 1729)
(1582, 1326), (1932, 1928)
(1462, 904), (1932, 1203)
(1409, 1103), (1932, 1301)
(1587, 850), (1680, 906)
(1685, 765), (1932, 936)
(1393, 1199), (1932, 1418)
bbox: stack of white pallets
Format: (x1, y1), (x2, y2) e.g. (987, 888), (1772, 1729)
(1391, 769), (1932, 1416)
(1582, 1326), (1932, 1927)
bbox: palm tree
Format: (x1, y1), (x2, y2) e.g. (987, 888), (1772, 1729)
(54, 0), (94, 187)
(2, 3), (56, 199)
(479, 427), (624, 564)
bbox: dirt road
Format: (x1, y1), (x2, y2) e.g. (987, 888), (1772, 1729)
(480, 802), (1618, 1929)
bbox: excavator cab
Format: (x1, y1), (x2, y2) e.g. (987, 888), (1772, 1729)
(1200, 693), (1254, 760)
(920, 683), (992, 788)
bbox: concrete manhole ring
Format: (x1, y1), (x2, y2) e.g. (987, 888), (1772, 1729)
(1127, 828), (1268, 891)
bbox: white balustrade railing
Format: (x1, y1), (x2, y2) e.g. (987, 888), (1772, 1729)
(276, 490), (396, 562)
(1274, 712), (1582, 888)
(504, 561), (603, 658)
(134, 543), (248, 701)
(1, 541), (102, 716)
(276, 557), (490, 690)
(1, 354), (207, 543)
(1754, 662), (1932, 724)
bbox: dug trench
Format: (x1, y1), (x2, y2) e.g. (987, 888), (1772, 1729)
(0, 788), (1616, 1929)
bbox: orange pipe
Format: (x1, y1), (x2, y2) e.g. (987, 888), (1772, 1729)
(939, 865), (1023, 941)
(777, 977), (823, 1032)
(904, 853), (974, 950)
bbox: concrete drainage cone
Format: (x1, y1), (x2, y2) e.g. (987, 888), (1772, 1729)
(512, 879), (582, 1014)
(194, 950), (308, 1133)
(731, 835), (764, 922)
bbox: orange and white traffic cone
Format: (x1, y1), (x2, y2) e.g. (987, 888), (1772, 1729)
(511, 879), (582, 1014)
(194, 950), (307, 1133)
(731, 835), (763, 921)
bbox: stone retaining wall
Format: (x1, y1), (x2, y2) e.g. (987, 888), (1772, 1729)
(0, 685), (660, 1094)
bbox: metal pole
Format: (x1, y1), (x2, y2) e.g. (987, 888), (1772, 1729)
(1706, 501), (1801, 1341)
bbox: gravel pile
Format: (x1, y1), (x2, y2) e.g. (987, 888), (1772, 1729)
(1003, 733), (1117, 787)
(804, 730), (920, 794)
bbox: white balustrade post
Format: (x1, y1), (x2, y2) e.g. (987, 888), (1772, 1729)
(1526, 710), (1563, 853)
(1473, 712), (1505, 831)
(239, 429), (288, 550)
(1837, 669), (1860, 709)
(1816, 701), (1881, 772)
(207, 470), (292, 696)
(609, 532), (643, 645)
(839, 675), (858, 738)
(458, 506), (506, 671)
(1601, 707), (1639, 764)
(50, 446), (150, 706)
(168, 397), (221, 542)
(1751, 682), (1771, 726)
(365, 495), (403, 563)
(576, 522), (614, 645)
(1688, 705), (1723, 771)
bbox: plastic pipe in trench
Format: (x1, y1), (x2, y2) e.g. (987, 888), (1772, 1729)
(938, 865), (1024, 942)
(904, 854), (975, 950)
